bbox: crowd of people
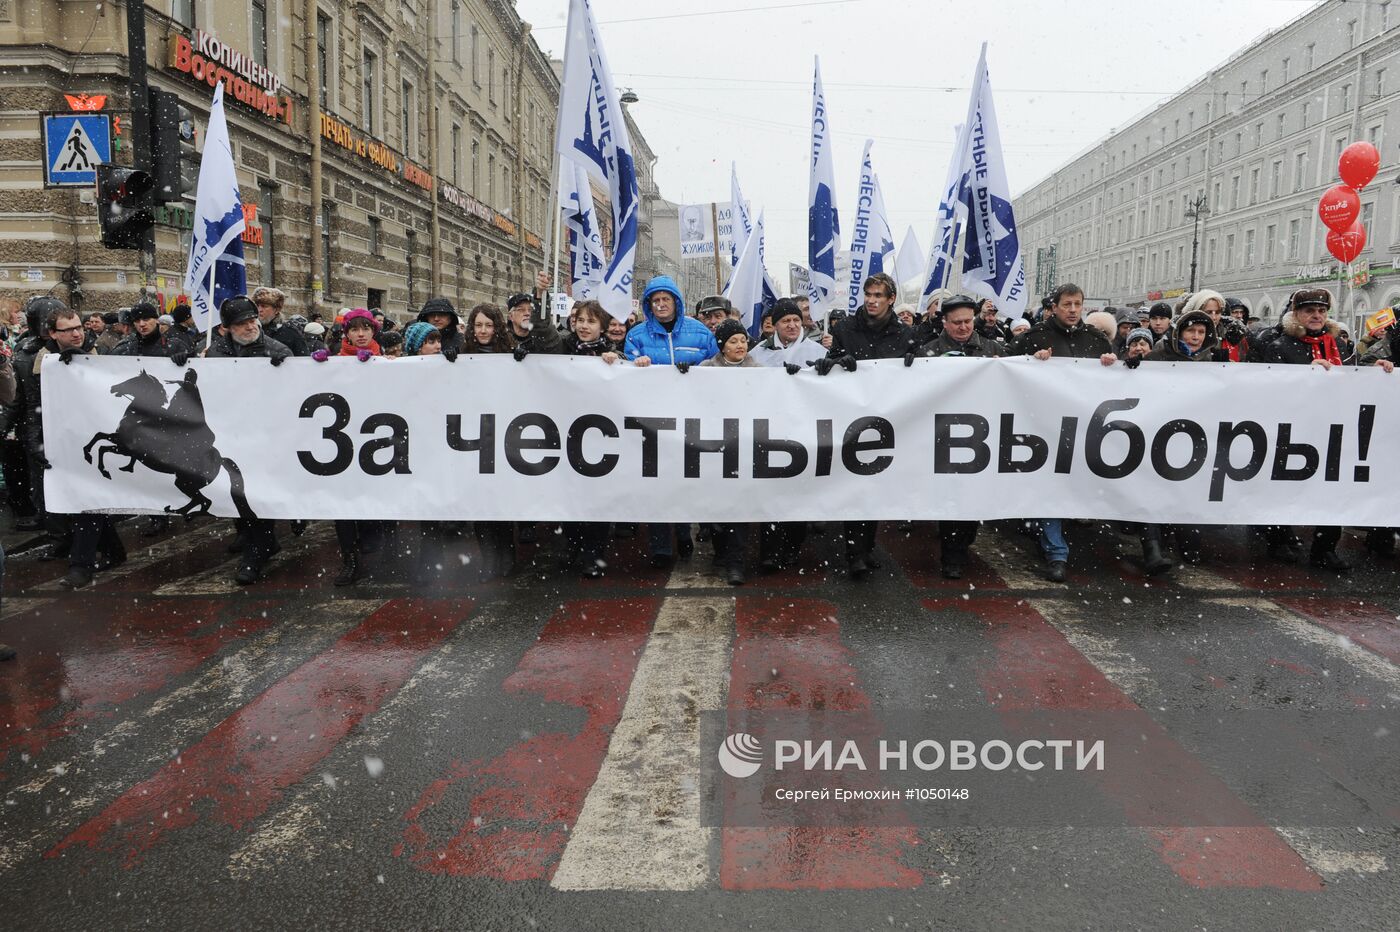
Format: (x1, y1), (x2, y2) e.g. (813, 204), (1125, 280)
(0, 266), (1392, 646)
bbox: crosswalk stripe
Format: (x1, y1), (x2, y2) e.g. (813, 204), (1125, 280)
(30, 521), (227, 591)
(551, 594), (734, 891)
(0, 597), (52, 620)
(0, 599), (381, 873)
(153, 524), (335, 595)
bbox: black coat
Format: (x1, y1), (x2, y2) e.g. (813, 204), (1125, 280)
(828, 308), (917, 361)
(8, 335), (46, 449)
(1253, 312), (1353, 366)
(917, 330), (1005, 358)
(1014, 317), (1112, 359)
(263, 316), (308, 357)
(207, 331), (292, 361)
(110, 328), (191, 358)
(514, 321), (565, 355)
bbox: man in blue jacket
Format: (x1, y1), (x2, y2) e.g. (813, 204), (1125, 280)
(625, 276), (718, 566)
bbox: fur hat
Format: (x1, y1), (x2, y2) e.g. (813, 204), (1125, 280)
(1083, 310), (1117, 343)
(1181, 289), (1226, 316)
(219, 296), (258, 328)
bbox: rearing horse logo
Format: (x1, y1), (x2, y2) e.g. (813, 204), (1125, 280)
(82, 369), (257, 520)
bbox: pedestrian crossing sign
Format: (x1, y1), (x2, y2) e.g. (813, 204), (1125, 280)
(43, 113), (111, 186)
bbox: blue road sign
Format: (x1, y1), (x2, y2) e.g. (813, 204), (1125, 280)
(44, 113), (112, 186)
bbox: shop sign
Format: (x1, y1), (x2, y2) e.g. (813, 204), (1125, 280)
(169, 30), (293, 125)
(156, 202), (263, 247)
(321, 114), (431, 195)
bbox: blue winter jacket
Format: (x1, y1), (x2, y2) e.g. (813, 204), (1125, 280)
(624, 276), (718, 365)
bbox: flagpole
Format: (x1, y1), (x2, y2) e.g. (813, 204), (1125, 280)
(710, 202), (723, 293)
(544, 150), (560, 296)
(204, 259), (215, 351)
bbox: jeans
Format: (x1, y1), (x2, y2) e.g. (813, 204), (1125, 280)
(648, 523), (692, 559)
(1038, 519), (1069, 563)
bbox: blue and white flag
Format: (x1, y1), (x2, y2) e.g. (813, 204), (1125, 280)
(844, 139), (877, 315)
(895, 226), (923, 293)
(868, 174), (896, 279)
(727, 210), (771, 336)
(807, 57), (840, 321)
(555, 0), (639, 322)
(730, 163), (749, 268)
(183, 81), (245, 335)
(561, 160), (605, 299)
(916, 121), (968, 312)
(955, 43), (1026, 316)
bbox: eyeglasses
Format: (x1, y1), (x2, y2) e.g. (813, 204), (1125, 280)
(52, 324), (82, 334)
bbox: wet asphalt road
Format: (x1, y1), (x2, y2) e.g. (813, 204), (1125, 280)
(0, 516), (1397, 930)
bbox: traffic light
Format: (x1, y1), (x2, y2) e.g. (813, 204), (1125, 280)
(150, 87), (198, 202)
(95, 162), (153, 250)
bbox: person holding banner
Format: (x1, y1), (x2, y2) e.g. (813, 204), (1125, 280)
(818, 272), (916, 579)
(416, 298), (465, 356)
(251, 288), (309, 358)
(110, 302), (191, 362)
(749, 299), (827, 369)
(1015, 283), (1116, 583)
(506, 292), (564, 358)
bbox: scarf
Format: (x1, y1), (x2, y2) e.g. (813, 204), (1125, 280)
(1300, 330), (1342, 365)
(572, 335), (610, 356)
(339, 338), (381, 356)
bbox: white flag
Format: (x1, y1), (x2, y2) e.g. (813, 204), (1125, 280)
(868, 174), (896, 280)
(183, 81), (245, 335)
(954, 44), (1026, 316)
(560, 161), (605, 299)
(895, 226), (923, 293)
(807, 57), (840, 321)
(917, 121), (969, 312)
(555, 0), (639, 321)
(727, 210), (769, 335)
(730, 163), (752, 268)
(844, 139), (876, 315)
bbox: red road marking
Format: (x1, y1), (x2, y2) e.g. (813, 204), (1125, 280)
(926, 596), (1322, 891)
(1275, 596), (1400, 667)
(48, 597), (472, 867)
(721, 596), (922, 891)
(878, 524), (1007, 590)
(396, 597), (660, 882)
(0, 599), (274, 779)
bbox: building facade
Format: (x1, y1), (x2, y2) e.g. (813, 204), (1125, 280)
(0, 0), (568, 318)
(1014, 0), (1400, 331)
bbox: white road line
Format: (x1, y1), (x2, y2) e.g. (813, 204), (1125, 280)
(0, 598), (380, 874)
(226, 605), (498, 879)
(551, 594), (734, 891)
(1, 597), (52, 620)
(1029, 599), (1160, 703)
(155, 523), (335, 595)
(1276, 828), (1390, 877)
(31, 521), (227, 591)
(1206, 597), (1400, 698)
(972, 535), (1062, 591)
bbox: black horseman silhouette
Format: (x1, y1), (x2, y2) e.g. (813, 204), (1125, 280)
(82, 369), (257, 520)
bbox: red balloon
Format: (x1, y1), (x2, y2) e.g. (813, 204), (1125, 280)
(1339, 141), (1381, 190)
(1327, 220), (1367, 264)
(1318, 184), (1361, 233)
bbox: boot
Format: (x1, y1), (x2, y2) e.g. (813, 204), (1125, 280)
(1141, 539), (1174, 576)
(1046, 560), (1068, 583)
(59, 565), (93, 589)
(726, 566), (746, 586)
(1309, 548), (1351, 574)
(334, 554), (362, 587)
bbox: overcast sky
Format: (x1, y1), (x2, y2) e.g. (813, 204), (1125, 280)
(518, 0), (1321, 278)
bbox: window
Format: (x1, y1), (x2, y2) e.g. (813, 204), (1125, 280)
(1276, 113), (1285, 139)
(259, 182), (277, 286)
(1212, 180), (1222, 212)
(1240, 80), (1249, 102)
(1207, 237), (1218, 273)
(401, 80), (416, 157)
(1282, 58), (1290, 84)
(1347, 19), (1357, 49)
(1301, 100), (1310, 127)
(502, 67), (511, 118)
(487, 152), (495, 203)
(451, 123), (461, 184)
(451, 0), (461, 64)
(1177, 246), (1185, 278)
(1362, 201), (1376, 232)
(1249, 167), (1260, 205)
(316, 12), (332, 109)
(1341, 83), (1353, 111)
(1306, 43), (1315, 70)
(173, 0), (195, 27)
(1288, 218), (1301, 259)
(1261, 69), (1269, 93)
(1244, 229), (1255, 267)
(361, 48), (378, 134)
(471, 25), (481, 85)
(1271, 160), (1282, 198)
(1379, 68), (1389, 98)
(1384, 1), (1392, 31)
(488, 48), (496, 103)
(1174, 118), (1180, 139)
(1334, 136), (1347, 167)
(368, 216), (382, 256)
(1294, 150), (1308, 192)
(251, 0), (268, 69)
(1230, 175), (1240, 210)
(1224, 233), (1236, 270)
(321, 205), (333, 301)
(1370, 124), (1384, 150)
(1265, 224), (1277, 264)
(1188, 110), (1195, 131)
(471, 139), (480, 192)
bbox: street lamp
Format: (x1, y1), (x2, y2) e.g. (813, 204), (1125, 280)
(1184, 194), (1210, 294)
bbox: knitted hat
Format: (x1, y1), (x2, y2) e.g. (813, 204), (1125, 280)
(766, 298), (802, 325)
(1125, 327), (1154, 347)
(714, 319), (749, 347)
(128, 301), (159, 322)
(172, 304), (193, 323)
(403, 320), (440, 355)
(342, 307), (379, 333)
(1010, 317), (1032, 333)
(1114, 307), (1138, 327)
(304, 322), (326, 337)
(1149, 302), (1173, 319)
(158, 314), (174, 326)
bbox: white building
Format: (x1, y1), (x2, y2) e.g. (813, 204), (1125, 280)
(1014, 0), (1400, 331)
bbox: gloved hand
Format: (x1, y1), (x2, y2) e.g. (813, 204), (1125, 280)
(59, 349), (75, 365)
(356, 348), (373, 362)
(838, 354), (857, 372)
(1124, 356), (1142, 370)
(442, 345), (459, 362)
(676, 361), (690, 374)
(311, 349), (329, 362)
(812, 357), (836, 376)
(170, 349), (189, 367)
(270, 352), (286, 367)
(903, 352), (916, 367)
(513, 344), (529, 362)
(783, 362), (801, 375)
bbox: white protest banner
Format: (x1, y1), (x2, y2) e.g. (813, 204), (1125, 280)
(678, 202), (737, 259)
(45, 356), (1392, 525)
